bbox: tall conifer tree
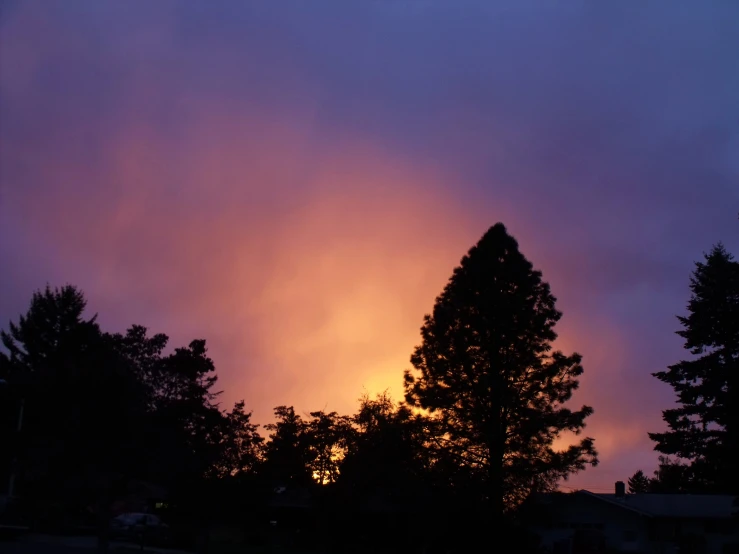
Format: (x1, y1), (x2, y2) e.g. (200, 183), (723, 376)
(404, 223), (597, 516)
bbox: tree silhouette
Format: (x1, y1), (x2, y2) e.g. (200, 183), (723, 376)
(0, 290), (264, 552)
(209, 400), (264, 478)
(628, 470), (651, 493)
(339, 392), (429, 500)
(305, 410), (351, 485)
(112, 326), (231, 491)
(263, 406), (314, 487)
(0, 286), (149, 549)
(109, 326), (245, 485)
(109, 324), (168, 411)
(404, 223), (597, 518)
(650, 456), (694, 493)
(649, 244), (739, 494)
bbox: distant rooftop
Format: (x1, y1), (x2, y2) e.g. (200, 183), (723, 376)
(581, 491), (737, 519)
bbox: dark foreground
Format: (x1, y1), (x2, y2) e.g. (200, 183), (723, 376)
(0, 534), (353, 554)
(0, 534), (193, 554)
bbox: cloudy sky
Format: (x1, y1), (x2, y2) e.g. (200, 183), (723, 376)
(1, 0), (738, 491)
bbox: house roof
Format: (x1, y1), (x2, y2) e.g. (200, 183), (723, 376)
(579, 491), (738, 519)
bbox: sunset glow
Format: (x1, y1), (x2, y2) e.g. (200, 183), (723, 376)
(2, 1), (739, 493)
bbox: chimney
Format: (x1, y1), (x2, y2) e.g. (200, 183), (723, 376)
(615, 481), (626, 497)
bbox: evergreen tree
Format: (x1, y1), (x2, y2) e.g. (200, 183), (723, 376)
(627, 470), (651, 493)
(649, 244), (739, 493)
(404, 223), (597, 518)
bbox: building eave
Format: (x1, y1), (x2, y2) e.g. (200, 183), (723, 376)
(576, 490), (653, 518)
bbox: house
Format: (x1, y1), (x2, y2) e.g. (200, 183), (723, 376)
(527, 482), (739, 554)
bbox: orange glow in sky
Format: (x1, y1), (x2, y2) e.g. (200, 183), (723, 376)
(6, 0), (731, 492)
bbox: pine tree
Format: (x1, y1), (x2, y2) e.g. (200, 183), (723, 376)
(404, 223), (597, 517)
(628, 470), (651, 493)
(649, 244), (739, 493)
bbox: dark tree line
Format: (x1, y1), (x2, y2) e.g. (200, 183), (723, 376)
(1, 223), (603, 552)
(0, 290), (260, 541)
(3, 220), (737, 551)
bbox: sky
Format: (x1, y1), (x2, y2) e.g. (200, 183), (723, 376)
(1, 0), (738, 492)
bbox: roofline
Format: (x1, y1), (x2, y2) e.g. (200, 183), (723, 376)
(576, 490), (653, 517)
